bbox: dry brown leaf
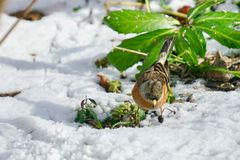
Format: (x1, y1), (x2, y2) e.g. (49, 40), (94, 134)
(0, 91), (21, 97)
(206, 51), (232, 82)
(11, 10), (44, 21)
(97, 74), (109, 91)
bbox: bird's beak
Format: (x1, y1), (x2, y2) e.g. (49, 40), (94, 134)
(152, 99), (157, 106)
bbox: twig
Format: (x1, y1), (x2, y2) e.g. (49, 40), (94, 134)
(111, 121), (131, 129)
(0, 0), (37, 45)
(104, 0), (110, 13)
(162, 107), (176, 114)
(161, 10), (187, 19)
(104, 0), (145, 13)
(168, 54), (186, 64)
(145, 0), (151, 12)
(107, 1), (144, 7)
(114, 46), (147, 56)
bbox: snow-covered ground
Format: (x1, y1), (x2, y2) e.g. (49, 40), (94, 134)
(0, 0), (240, 160)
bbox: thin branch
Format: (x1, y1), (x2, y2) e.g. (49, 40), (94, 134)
(111, 121), (131, 129)
(108, 1), (144, 7)
(168, 58), (186, 64)
(104, 0), (145, 12)
(145, 0), (151, 12)
(168, 53), (186, 64)
(114, 46), (147, 56)
(0, 0), (37, 45)
(161, 10), (187, 19)
(104, 0), (110, 13)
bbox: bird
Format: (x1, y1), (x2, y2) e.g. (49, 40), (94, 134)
(132, 37), (175, 123)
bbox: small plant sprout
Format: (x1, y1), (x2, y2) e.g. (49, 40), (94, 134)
(75, 97), (103, 129)
(75, 98), (146, 129)
(110, 102), (146, 128)
(95, 56), (109, 68)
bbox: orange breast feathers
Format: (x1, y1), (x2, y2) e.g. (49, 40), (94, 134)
(131, 82), (168, 110)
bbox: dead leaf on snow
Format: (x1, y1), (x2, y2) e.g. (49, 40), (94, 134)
(0, 91), (21, 97)
(10, 10), (44, 21)
(97, 73), (109, 91)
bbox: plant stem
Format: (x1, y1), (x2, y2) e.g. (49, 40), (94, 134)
(107, 1), (144, 7)
(111, 121), (131, 129)
(104, 0), (145, 12)
(114, 46), (147, 56)
(0, 0), (37, 45)
(168, 54), (186, 64)
(145, 0), (151, 12)
(161, 10), (187, 19)
(169, 58), (186, 64)
(202, 66), (240, 78)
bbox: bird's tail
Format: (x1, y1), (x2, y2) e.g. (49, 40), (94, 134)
(157, 37), (175, 65)
(151, 37), (175, 84)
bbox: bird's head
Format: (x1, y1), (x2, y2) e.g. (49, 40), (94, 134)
(139, 79), (163, 103)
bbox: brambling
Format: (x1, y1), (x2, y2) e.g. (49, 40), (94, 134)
(132, 37), (174, 122)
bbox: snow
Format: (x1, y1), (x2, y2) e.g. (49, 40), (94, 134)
(0, 0), (240, 160)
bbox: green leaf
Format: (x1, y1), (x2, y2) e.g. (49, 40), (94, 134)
(87, 109), (103, 129)
(187, 0), (225, 20)
(175, 28), (198, 66)
(73, 6), (81, 12)
(138, 109), (146, 121)
(104, 10), (179, 34)
(235, 1), (240, 8)
(107, 29), (175, 72)
(138, 39), (165, 75)
(167, 85), (175, 103)
(194, 11), (240, 24)
(75, 110), (86, 124)
(184, 27), (206, 58)
(194, 12), (240, 48)
(191, 27), (206, 57)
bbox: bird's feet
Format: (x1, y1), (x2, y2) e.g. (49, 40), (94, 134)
(158, 115), (164, 123)
(162, 108), (176, 115)
(158, 108), (176, 123)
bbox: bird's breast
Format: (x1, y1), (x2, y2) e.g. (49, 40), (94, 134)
(132, 82), (168, 110)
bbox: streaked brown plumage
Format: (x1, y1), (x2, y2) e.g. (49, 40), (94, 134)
(132, 62), (169, 110)
(132, 37), (174, 120)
